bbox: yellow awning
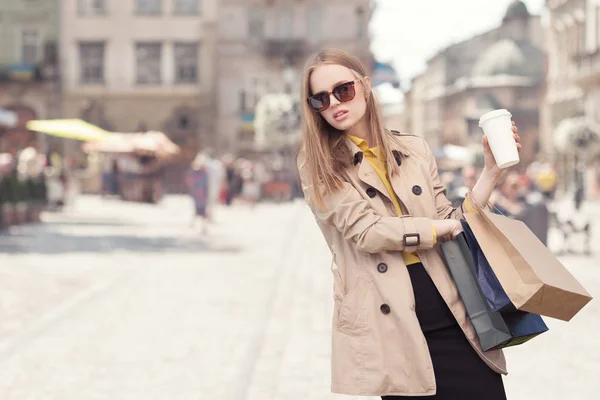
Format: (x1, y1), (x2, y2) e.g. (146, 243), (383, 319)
(26, 119), (112, 142)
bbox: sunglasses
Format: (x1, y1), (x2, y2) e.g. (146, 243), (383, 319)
(307, 79), (361, 112)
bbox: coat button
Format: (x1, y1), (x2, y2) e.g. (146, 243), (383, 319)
(377, 263), (388, 273)
(353, 152), (363, 165)
(412, 185), (422, 196)
(380, 304), (391, 315)
(366, 187), (377, 198)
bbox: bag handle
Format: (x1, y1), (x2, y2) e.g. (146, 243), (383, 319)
(466, 191), (507, 217)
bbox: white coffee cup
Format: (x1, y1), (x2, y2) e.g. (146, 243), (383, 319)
(478, 109), (519, 169)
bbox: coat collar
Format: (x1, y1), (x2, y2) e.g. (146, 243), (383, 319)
(343, 133), (412, 213)
(342, 136), (389, 202)
(344, 133), (405, 168)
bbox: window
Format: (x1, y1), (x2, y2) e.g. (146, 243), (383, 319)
(178, 115), (189, 130)
(174, 42), (198, 83)
(136, 42), (162, 84)
(21, 29), (40, 64)
(137, 0), (161, 15)
(306, 6), (322, 41)
(79, 41), (105, 84)
(248, 7), (265, 38)
(78, 0), (105, 15)
(173, 0), (199, 15)
(276, 7), (294, 39)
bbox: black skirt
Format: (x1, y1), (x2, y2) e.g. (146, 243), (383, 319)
(383, 263), (506, 400)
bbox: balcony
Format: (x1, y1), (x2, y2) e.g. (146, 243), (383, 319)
(263, 39), (308, 62)
(0, 41), (59, 83)
(576, 49), (600, 86)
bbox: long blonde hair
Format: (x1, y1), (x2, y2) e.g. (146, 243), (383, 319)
(299, 48), (398, 207)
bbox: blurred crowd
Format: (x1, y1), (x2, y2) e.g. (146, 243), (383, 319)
(0, 147), (66, 230)
(185, 150), (300, 230)
(443, 157), (558, 219)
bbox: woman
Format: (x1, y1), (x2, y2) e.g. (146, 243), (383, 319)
(297, 49), (521, 399)
(186, 153), (210, 233)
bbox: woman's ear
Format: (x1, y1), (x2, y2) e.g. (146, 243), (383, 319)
(363, 76), (372, 99)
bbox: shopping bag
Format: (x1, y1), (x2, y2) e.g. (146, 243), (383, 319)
(501, 311), (548, 348)
(460, 219), (516, 313)
(463, 193), (592, 321)
(441, 234), (548, 351)
(440, 234), (511, 351)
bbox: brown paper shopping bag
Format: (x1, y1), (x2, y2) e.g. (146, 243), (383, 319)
(463, 194), (592, 321)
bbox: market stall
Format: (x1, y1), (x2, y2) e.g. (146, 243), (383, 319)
(27, 119), (180, 204)
(82, 131), (180, 203)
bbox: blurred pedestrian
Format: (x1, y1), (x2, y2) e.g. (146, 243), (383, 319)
(186, 153), (210, 233)
(534, 162), (557, 200)
(493, 171), (526, 217)
(240, 161), (261, 205)
(223, 154), (242, 205)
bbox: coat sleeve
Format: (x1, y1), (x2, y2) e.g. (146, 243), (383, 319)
(297, 153), (436, 254)
(421, 138), (473, 220)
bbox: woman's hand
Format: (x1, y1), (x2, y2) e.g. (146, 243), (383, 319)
(432, 219), (463, 241)
(482, 120), (522, 179)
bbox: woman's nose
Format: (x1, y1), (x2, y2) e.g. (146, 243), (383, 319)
(329, 92), (341, 107)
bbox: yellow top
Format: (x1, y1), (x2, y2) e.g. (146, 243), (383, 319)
(348, 135), (436, 265)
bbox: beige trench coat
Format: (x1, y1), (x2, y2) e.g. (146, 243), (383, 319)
(298, 131), (507, 397)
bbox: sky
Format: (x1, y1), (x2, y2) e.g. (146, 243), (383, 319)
(370, 0), (546, 90)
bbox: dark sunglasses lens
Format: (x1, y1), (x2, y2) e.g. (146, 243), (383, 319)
(309, 93), (329, 111)
(333, 82), (356, 102)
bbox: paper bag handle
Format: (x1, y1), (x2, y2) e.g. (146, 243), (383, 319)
(466, 191), (506, 217)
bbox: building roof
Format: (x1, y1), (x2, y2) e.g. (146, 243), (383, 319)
(471, 39), (544, 81)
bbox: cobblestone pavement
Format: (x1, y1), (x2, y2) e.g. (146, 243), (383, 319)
(0, 196), (598, 399)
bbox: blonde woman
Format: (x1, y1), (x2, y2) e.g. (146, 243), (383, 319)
(297, 49), (521, 399)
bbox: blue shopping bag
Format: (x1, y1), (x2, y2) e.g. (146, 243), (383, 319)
(460, 219), (516, 313)
(500, 310), (549, 348)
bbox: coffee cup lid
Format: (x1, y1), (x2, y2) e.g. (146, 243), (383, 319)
(479, 109), (512, 127)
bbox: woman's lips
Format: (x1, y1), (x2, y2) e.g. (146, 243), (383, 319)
(333, 110), (349, 121)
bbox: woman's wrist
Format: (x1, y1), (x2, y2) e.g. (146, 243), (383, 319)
(470, 167), (502, 208)
(480, 166), (503, 183)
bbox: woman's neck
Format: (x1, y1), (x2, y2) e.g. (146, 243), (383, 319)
(345, 117), (372, 145)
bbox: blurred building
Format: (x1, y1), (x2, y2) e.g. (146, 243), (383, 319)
(404, 0), (545, 170)
(376, 82), (405, 130)
(580, 0), (600, 120)
(580, 0), (600, 198)
(544, 0), (600, 196)
(0, 0), (60, 155)
(60, 0), (218, 192)
(216, 0), (374, 156)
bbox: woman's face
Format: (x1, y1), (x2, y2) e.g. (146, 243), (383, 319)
(309, 64), (369, 132)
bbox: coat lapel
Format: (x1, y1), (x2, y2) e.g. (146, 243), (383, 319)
(387, 139), (414, 215)
(389, 168), (412, 215)
(344, 137), (393, 203)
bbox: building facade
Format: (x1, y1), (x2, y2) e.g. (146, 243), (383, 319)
(404, 1), (545, 170)
(572, 0), (600, 197)
(60, 0), (218, 191)
(543, 0), (600, 195)
(579, 0), (600, 121)
(215, 0), (374, 155)
(0, 0), (60, 155)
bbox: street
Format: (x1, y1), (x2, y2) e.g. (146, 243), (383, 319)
(0, 196), (599, 399)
